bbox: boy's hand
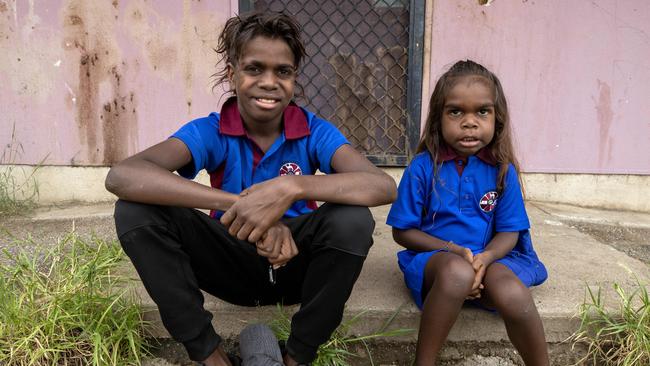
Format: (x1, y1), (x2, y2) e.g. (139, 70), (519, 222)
(221, 177), (299, 243)
(255, 222), (298, 266)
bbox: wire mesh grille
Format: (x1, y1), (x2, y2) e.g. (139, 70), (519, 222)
(249, 0), (411, 164)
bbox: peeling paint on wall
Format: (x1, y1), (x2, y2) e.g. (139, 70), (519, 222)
(1, 0), (231, 167)
(124, 0), (179, 78)
(122, 0), (222, 115)
(0, 0), (60, 102)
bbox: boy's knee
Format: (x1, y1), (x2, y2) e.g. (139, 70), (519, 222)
(318, 204), (375, 256)
(114, 199), (166, 237)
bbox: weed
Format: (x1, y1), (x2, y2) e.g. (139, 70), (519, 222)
(0, 232), (150, 365)
(0, 125), (41, 216)
(569, 280), (650, 365)
(270, 304), (414, 366)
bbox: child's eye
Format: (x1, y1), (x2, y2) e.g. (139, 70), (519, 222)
(449, 110), (462, 117)
(478, 109), (491, 116)
(277, 68), (296, 78)
(244, 66), (262, 74)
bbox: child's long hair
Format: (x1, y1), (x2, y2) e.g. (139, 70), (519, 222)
(212, 11), (307, 95)
(417, 60), (522, 195)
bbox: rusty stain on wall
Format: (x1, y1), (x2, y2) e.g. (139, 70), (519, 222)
(595, 79), (614, 166)
(63, 0), (137, 165)
(101, 66), (138, 165)
(2, 1), (226, 166)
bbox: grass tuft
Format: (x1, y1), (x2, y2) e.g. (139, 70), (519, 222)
(0, 125), (41, 216)
(269, 304), (414, 366)
(569, 280), (650, 366)
(0, 231), (150, 365)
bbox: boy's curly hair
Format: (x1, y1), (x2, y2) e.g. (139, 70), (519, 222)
(212, 11), (307, 94)
(418, 60), (522, 195)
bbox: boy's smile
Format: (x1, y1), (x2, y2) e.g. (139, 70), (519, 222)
(441, 76), (496, 157)
(229, 36), (296, 134)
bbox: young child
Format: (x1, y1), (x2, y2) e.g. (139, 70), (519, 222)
(387, 60), (549, 365)
(105, 11), (396, 366)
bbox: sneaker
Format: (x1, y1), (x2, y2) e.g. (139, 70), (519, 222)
(239, 324), (284, 366)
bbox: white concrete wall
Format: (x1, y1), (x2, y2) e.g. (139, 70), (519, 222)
(2, 166), (648, 212)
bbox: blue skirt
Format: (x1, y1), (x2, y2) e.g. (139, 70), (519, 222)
(398, 238), (547, 309)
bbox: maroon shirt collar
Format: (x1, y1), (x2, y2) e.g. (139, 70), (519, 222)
(436, 143), (497, 166)
(218, 97), (310, 139)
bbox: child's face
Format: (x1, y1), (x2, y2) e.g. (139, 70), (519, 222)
(441, 76), (496, 157)
(229, 35), (296, 130)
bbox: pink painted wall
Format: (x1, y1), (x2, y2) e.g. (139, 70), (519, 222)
(0, 0), (234, 166)
(2, 0), (648, 175)
(427, 0), (650, 174)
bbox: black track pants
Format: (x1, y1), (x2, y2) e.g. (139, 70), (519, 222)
(114, 200), (375, 363)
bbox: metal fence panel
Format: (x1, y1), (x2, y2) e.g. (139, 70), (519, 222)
(241, 0), (423, 166)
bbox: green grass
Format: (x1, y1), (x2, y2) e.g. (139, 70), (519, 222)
(0, 232), (150, 365)
(0, 125), (41, 216)
(569, 280), (650, 366)
(269, 304), (414, 366)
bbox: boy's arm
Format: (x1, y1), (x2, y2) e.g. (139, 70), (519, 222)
(105, 138), (239, 211)
(221, 144), (397, 243)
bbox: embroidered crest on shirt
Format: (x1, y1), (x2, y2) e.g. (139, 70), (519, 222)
(479, 191), (498, 212)
(279, 162), (302, 176)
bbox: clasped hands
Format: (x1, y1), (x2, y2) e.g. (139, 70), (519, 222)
(454, 246), (492, 301)
(220, 178), (299, 268)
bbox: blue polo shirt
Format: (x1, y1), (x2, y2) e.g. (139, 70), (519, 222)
(171, 97), (349, 218)
(388, 150), (530, 250)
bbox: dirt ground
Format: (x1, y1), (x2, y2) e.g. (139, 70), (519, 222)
(142, 338), (586, 366)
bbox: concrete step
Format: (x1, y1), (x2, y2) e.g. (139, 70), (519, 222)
(1, 201), (649, 352)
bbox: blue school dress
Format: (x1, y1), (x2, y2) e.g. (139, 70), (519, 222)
(387, 151), (547, 308)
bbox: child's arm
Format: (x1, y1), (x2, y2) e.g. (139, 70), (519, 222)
(105, 138), (239, 211)
(221, 144), (397, 243)
(392, 227), (473, 264)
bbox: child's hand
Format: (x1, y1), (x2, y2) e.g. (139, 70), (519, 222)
(255, 222), (299, 266)
(470, 252), (491, 293)
(466, 285), (483, 300)
(451, 244), (474, 265)
(221, 177), (298, 243)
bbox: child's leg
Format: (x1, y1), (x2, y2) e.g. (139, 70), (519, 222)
(276, 203), (375, 365)
(114, 200), (269, 364)
(480, 264), (549, 366)
(416, 252), (475, 365)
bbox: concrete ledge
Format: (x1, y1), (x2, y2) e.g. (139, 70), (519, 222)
(124, 203), (649, 345)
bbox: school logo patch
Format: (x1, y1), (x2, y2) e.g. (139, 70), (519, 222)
(279, 162), (302, 176)
(479, 191), (498, 212)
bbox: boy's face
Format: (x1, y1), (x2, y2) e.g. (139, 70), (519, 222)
(441, 76), (496, 157)
(229, 35), (296, 131)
